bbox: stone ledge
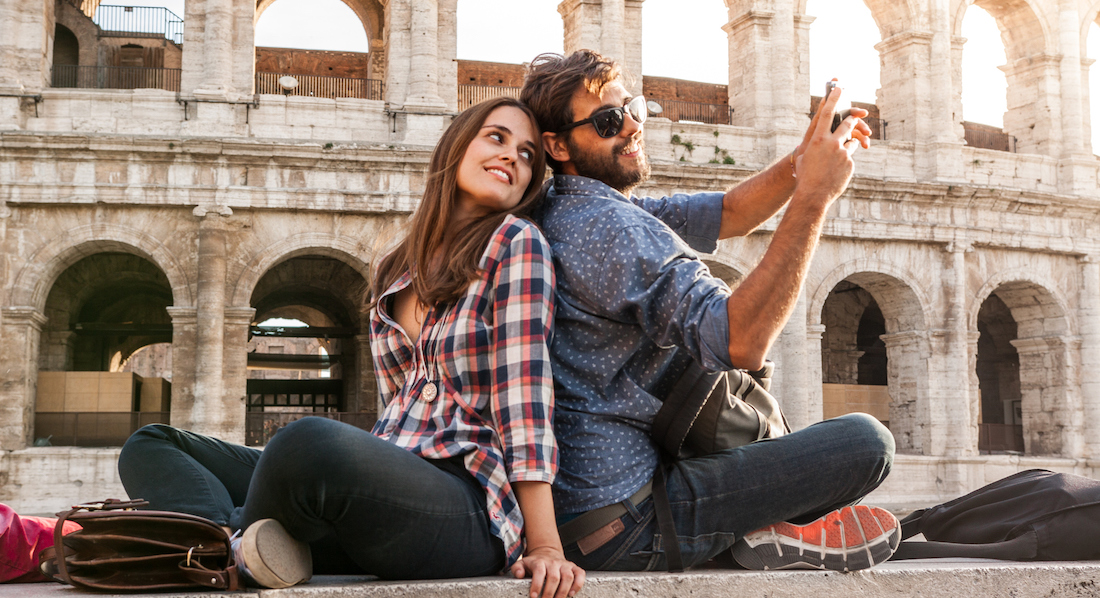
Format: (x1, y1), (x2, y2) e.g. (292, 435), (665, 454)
(2, 561), (1099, 598)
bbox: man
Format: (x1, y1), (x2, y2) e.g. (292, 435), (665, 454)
(519, 50), (899, 572)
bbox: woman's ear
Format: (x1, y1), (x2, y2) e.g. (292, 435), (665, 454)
(543, 131), (570, 165)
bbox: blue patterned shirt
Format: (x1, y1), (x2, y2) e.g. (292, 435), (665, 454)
(538, 175), (733, 515)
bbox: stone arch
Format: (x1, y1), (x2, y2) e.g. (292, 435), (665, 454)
(809, 259), (930, 332)
(971, 269), (1077, 456)
(952, 0), (1052, 63)
(1081, 0), (1100, 54)
(810, 259), (930, 453)
(9, 224), (193, 313)
(255, 0), (383, 43)
(228, 233), (373, 311)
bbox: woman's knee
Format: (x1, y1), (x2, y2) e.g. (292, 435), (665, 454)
(259, 417), (382, 476)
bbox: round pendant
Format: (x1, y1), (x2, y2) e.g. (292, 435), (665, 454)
(422, 381), (438, 402)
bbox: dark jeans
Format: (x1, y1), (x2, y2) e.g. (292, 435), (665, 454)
(118, 417), (505, 579)
(563, 413), (895, 570)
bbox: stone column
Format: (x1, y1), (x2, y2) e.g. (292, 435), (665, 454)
(724, 5), (798, 135)
(875, 31), (933, 145)
(773, 291), (810, 431)
(1080, 255), (1100, 462)
(1010, 335), (1079, 457)
(622, 0), (643, 96)
(941, 242), (974, 456)
(354, 333), (378, 424)
(1055, 0), (1096, 192)
(881, 331), (928, 454)
(559, 0), (602, 57)
(806, 324), (826, 425)
(219, 307), (255, 444)
(0, 0), (52, 130)
(190, 209), (229, 437)
(166, 307), (197, 430)
(405, 0), (446, 109)
(181, 0), (254, 98)
(1001, 56), (1062, 157)
(0, 307), (47, 449)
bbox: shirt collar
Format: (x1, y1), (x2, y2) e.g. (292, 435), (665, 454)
(550, 174), (633, 204)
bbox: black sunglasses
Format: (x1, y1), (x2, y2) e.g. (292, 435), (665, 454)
(556, 96), (648, 138)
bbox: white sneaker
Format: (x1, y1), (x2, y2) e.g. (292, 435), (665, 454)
(231, 519), (312, 588)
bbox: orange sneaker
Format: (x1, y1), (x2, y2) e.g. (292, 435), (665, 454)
(731, 505), (900, 572)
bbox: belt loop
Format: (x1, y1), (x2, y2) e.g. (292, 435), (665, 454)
(623, 497), (643, 521)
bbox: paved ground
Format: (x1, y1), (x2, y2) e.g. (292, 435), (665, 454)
(4, 560), (1100, 598)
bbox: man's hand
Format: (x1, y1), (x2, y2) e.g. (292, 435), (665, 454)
(510, 546), (585, 598)
(793, 88), (872, 166)
(792, 85), (862, 207)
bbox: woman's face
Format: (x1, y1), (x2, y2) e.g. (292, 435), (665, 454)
(454, 106), (538, 223)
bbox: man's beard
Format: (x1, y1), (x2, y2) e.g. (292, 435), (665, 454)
(565, 134), (651, 194)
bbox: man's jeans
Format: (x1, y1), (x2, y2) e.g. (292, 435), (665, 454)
(118, 417), (505, 579)
(563, 413), (895, 570)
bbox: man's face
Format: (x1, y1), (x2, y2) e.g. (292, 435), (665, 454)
(561, 80), (651, 194)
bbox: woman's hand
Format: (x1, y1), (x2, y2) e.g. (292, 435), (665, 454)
(510, 545), (585, 598)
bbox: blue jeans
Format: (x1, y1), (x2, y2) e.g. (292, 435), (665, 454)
(563, 413), (895, 570)
(118, 417), (505, 579)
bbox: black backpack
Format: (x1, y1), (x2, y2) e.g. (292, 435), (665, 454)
(892, 469), (1100, 561)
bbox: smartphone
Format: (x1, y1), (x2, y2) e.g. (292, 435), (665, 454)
(826, 80), (853, 133)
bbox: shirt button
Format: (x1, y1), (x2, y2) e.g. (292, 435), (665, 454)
(422, 381), (438, 402)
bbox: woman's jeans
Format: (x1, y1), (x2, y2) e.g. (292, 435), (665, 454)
(118, 417), (505, 579)
(563, 413), (896, 571)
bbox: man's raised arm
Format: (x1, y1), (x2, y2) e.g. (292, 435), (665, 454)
(724, 87), (863, 371)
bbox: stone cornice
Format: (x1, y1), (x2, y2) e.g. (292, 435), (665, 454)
(723, 10), (776, 35)
(874, 30), (934, 54)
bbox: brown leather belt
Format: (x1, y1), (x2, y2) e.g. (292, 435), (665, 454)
(557, 480), (652, 553)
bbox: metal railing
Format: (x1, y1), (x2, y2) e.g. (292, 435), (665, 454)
(34, 411), (169, 447)
(457, 84), (521, 109)
(255, 72), (383, 100)
(978, 423), (1025, 453)
(93, 5), (184, 45)
(52, 64), (181, 91)
(963, 122), (1016, 153)
(651, 98), (735, 126)
(245, 411), (376, 446)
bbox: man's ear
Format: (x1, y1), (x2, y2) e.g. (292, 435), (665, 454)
(543, 131), (570, 164)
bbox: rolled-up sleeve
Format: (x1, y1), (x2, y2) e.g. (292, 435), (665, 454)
(632, 191), (724, 254)
(488, 224), (558, 484)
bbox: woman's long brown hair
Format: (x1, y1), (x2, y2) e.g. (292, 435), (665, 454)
(369, 97), (548, 310)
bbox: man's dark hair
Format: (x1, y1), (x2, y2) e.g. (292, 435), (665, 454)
(520, 50), (623, 173)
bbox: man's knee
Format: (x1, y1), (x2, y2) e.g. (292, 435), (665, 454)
(832, 412), (895, 459)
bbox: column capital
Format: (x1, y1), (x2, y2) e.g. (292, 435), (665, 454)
(1, 307), (47, 329)
(723, 10), (775, 35)
(224, 307), (256, 325)
(166, 306), (198, 323)
(944, 240), (972, 254)
(1079, 254), (1100, 265)
(881, 330), (928, 347)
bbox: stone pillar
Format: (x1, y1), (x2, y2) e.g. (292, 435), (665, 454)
(941, 242), (974, 456)
(180, 0), (254, 98)
(875, 32), (933, 145)
(219, 307), (255, 444)
(0, 307), (47, 449)
(41, 330), (76, 371)
(1001, 56), (1062, 157)
(1010, 336), (1079, 457)
(405, 0), (445, 108)
(724, 3), (801, 134)
(1055, 0), (1095, 192)
(792, 13), (815, 124)
(559, 0), (602, 56)
(166, 307), (197, 430)
(1080, 255), (1100, 462)
(806, 324), (825, 425)
(190, 209), (229, 437)
(558, 0), (643, 95)
(355, 333), (378, 423)
(773, 291), (810, 431)
(881, 330), (929, 454)
(0, 0), (52, 130)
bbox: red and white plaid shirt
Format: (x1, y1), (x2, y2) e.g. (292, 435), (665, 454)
(370, 216), (558, 566)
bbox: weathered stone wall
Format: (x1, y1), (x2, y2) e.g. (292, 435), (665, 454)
(255, 47), (372, 79)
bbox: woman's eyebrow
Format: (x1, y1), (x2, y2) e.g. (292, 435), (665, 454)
(482, 124), (512, 135)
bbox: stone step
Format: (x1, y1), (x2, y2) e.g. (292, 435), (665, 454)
(4, 561), (1099, 598)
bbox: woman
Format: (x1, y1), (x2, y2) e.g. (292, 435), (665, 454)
(119, 97), (584, 598)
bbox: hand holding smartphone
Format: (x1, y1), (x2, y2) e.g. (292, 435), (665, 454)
(825, 79), (852, 133)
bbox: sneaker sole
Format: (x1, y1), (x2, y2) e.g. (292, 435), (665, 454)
(240, 519), (312, 588)
(732, 506), (900, 572)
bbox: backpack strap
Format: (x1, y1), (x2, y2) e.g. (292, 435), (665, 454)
(892, 531), (1038, 560)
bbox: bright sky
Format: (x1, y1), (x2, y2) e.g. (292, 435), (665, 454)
(105, 0), (1100, 150)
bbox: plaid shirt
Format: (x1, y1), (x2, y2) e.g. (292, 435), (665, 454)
(370, 215), (558, 567)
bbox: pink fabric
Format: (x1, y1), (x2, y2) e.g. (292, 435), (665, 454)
(0, 504), (80, 583)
